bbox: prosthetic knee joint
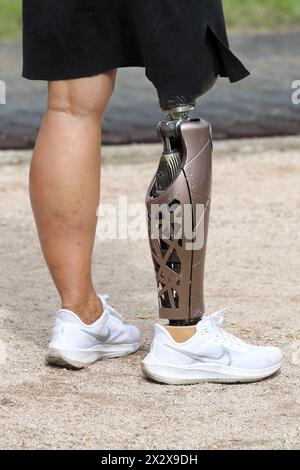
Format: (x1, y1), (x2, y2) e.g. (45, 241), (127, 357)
(146, 49), (218, 325)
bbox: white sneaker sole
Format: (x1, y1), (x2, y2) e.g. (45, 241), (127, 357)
(142, 355), (283, 385)
(46, 343), (140, 369)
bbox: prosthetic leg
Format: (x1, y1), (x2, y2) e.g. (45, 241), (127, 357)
(146, 39), (219, 328)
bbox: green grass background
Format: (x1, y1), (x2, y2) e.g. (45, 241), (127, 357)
(0, 0), (300, 40)
(0, 0), (22, 40)
(225, 0), (300, 30)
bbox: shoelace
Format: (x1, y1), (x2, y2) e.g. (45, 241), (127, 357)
(204, 308), (244, 348)
(102, 294), (124, 321)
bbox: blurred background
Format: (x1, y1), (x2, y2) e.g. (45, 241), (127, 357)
(0, 0), (300, 147)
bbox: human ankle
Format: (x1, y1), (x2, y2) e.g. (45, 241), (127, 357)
(62, 292), (103, 325)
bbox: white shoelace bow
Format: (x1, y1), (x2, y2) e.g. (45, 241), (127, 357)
(204, 308), (243, 347)
(207, 307), (227, 325)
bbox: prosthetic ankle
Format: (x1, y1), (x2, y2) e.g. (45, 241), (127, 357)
(145, 41), (218, 327)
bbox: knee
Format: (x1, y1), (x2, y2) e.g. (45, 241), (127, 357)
(47, 72), (116, 119)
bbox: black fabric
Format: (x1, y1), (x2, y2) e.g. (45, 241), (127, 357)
(22, 0), (250, 94)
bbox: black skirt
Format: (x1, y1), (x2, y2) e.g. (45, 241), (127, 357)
(22, 0), (249, 95)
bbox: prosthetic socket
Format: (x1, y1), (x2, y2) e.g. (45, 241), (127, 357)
(145, 37), (218, 326)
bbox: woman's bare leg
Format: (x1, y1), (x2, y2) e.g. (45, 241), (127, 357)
(30, 71), (117, 324)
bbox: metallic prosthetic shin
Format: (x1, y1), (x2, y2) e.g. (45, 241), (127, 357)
(145, 37), (218, 325)
(146, 115), (212, 325)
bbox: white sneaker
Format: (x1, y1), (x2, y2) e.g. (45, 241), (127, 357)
(46, 295), (141, 369)
(142, 310), (283, 384)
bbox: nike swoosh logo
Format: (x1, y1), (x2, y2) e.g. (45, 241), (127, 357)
(79, 327), (111, 342)
(165, 343), (232, 366)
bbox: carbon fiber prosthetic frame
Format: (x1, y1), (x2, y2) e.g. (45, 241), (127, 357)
(145, 118), (212, 325)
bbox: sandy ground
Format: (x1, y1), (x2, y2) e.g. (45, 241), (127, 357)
(0, 137), (299, 450)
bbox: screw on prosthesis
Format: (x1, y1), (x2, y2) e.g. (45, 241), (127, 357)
(158, 94), (196, 120)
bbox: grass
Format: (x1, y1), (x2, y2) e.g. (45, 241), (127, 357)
(0, 0), (300, 40)
(0, 0), (22, 40)
(224, 0), (300, 30)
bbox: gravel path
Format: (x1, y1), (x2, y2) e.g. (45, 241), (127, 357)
(0, 137), (299, 449)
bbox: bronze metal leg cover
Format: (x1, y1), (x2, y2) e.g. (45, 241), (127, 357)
(145, 119), (212, 322)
